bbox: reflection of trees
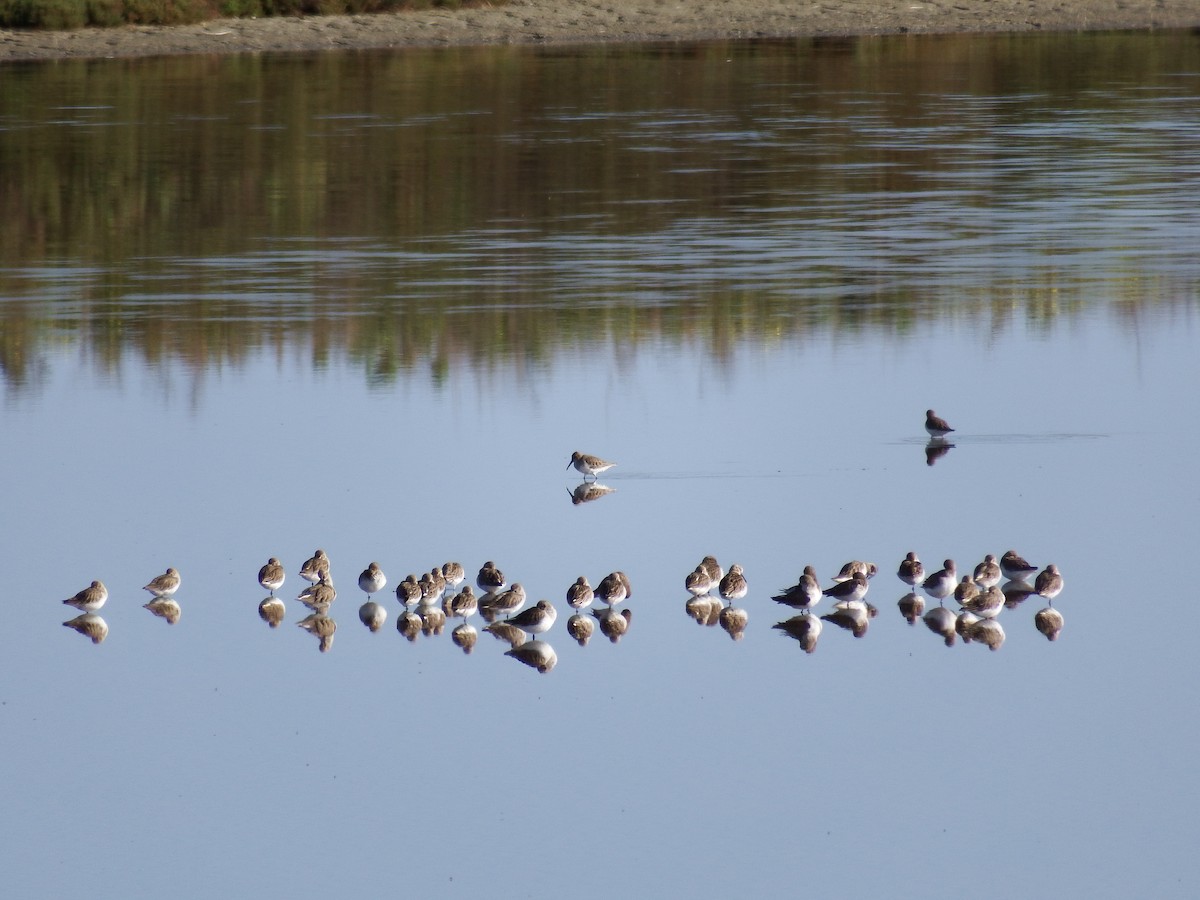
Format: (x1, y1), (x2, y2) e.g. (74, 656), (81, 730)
(1, 33), (1196, 393)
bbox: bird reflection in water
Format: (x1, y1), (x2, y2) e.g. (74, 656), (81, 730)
(358, 600), (388, 633)
(144, 598), (181, 624)
(821, 603), (869, 638)
(685, 595), (722, 626)
(396, 610), (423, 642)
(505, 639), (558, 673)
(484, 621), (527, 649)
(63, 613), (108, 644)
(923, 606), (957, 647)
(419, 604), (446, 637)
(897, 593), (924, 624)
(924, 440), (955, 466)
(258, 596), (286, 628)
(718, 604), (749, 641)
(1001, 580), (1037, 610)
(297, 613), (336, 652)
(567, 612), (595, 646)
(595, 606), (632, 643)
(568, 482), (616, 506)
(773, 614), (822, 653)
(451, 622), (479, 654)
(964, 618), (1005, 651)
(297, 574), (336, 613)
(1035, 606), (1064, 641)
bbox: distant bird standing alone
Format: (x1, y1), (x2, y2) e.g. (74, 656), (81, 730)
(925, 409), (955, 440)
(567, 451), (616, 482)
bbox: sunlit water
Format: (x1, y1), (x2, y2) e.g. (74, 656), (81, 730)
(2, 31), (1199, 899)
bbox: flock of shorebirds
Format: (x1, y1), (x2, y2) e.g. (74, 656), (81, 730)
(60, 426), (1066, 662)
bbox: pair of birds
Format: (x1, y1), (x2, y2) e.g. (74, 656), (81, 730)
(685, 556), (749, 603)
(63, 567), (182, 613)
(567, 571), (633, 610)
(770, 560), (877, 613)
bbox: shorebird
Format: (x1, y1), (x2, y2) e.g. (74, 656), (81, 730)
(719, 564), (749, 603)
(897, 552), (924, 587)
(771, 566), (821, 612)
(972, 554), (1002, 589)
(596, 571), (631, 606)
(925, 409), (955, 440)
(299, 549), (330, 585)
(566, 576), (595, 610)
(297, 573), (336, 611)
(395, 574), (422, 607)
(567, 451), (616, 482)
(441, 562), (465, 589)
(699, 556), (724, 586)
(476, 561), (507, 595)
(953, 575), (981, 606)
(1000, 550), (1038, 582)
(258, 558), (285, 595)
(1034, 564), (1064, 600)
(507, 600), (557, 635)
(921, 560), (957, 601)
(357, 562), (387, 598)
(143, 567), (181, 598)
(685, 566), (713, 597)
(834, 560), (877, 582)
(448, 586), (478, 620)
(483, 583), (527, 619)
(960, 585), (1005, 619)
(822, 570), (868, 606)
(64, 580), (108, 613)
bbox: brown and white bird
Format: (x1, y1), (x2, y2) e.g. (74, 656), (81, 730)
(567, 451), (616, 481)
(64, 580), (108, 613)
(299, 549), (330, 585)
(925, 409), (954, 439)
(921, 560), (957, 601)
(1034, 564), (1064, 600)
(258, 558), (285, 595)
(143, 567), (181, 598)
(772, 566), (821, 612)
(897, 552), (924, 588)
(718, 564), (748, 603)
(357, 562), (387, 598)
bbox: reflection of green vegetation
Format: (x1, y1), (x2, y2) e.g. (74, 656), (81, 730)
(0, 0), (469, 31)
(0, 33), (1197, 392)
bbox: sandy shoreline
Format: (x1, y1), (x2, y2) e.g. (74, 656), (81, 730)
(1, 0), (1198, 61)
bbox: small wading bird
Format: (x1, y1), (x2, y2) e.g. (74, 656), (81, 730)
(567, 451), (616, 482)
(925, 409), (955, 440)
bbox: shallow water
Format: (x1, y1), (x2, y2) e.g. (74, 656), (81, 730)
(2, 31), (1199, 899)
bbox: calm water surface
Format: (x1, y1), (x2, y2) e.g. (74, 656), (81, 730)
(2, 31), (1199, 899)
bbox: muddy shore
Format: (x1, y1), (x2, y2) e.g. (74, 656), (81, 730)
(2, 0), (1198, 62)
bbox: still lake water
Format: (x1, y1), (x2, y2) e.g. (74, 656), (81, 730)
(2, 30), (1200, 898)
